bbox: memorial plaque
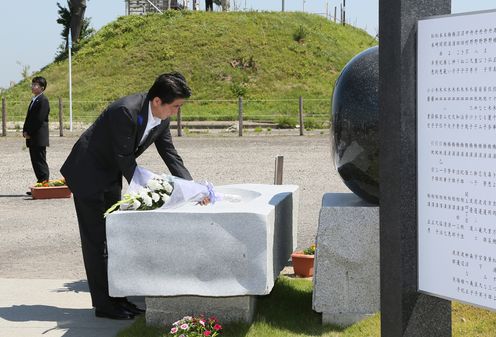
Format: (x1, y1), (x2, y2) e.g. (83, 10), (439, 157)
(418, 9), (496, 310)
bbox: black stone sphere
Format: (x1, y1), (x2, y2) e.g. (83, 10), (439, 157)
(332, 46), (379, 204)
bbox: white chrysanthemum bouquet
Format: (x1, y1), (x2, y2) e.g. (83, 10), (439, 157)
(104, 167), (244, 217)
(104, 175), (174, 217)
(104, 167), (223, 217)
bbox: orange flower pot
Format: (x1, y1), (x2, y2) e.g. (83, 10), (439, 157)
(31, 186), (72, 199)
(291, 252), (314, 277)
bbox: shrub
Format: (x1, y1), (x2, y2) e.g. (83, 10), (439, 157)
(276, 115), (297, 129)
(293, 25), (307, 43)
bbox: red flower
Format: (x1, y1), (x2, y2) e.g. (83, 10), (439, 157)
(204, 331), (211, 336)
(213, 324), (222, 331)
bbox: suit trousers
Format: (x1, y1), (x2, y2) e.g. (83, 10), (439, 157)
(73, 185), (121, 309)
(29, 146), (49, 182)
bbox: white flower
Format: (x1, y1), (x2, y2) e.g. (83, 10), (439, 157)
(151, 192), (160, 202)
(161, 193), (170, 203)
(132, 199), (141, 209)
(137, 187), (148, 195)
(138, 189), (149, 199)
(147, 178), (162, 191)
(162, 181), (173, 194)
(138, 190), (153, 207)
(142, 194), (153, 207)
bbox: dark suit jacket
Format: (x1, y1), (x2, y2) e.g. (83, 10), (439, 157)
(23, 93), (50, 147)
(60, 93), (192, 197)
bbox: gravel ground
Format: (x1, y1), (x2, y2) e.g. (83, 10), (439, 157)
(0, 131), (350, 279)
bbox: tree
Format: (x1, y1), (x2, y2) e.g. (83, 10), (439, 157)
(55, 1), (94, 61)
(16, 61), (31, 81)
(70, 0), (87, 43)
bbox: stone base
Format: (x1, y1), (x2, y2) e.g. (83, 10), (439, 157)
(312, 193), (379, 327)
(145, 295), (256, 326)
(322, 313), (375, 327)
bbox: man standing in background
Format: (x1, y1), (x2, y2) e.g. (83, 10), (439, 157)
(23, 76), (50, 192)
(206, 0), (213, 11)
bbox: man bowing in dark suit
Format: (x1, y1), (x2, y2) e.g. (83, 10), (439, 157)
(23, 76), (50, 189)
(61, 72), (199, 320)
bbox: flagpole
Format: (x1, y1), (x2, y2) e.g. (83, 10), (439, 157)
(68, 29), (73, 132)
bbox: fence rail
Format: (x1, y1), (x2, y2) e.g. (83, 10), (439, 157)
(1, 97), (332, 137)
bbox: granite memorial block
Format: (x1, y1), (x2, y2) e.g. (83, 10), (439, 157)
(105, 184), (299, 325)
(312, 193), (379, 327)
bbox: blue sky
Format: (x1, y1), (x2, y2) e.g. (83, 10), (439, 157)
(0, 0), (495, 88)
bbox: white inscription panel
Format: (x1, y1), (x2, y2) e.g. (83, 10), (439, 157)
(418, 10), (496, 310)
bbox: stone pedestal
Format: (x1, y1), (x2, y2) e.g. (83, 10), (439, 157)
(105, 184), (298, 326)
(312, 193), (379, 327)
(146, 295), (256, 326)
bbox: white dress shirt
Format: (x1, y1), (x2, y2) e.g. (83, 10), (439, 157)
(139, 101), (162, 146)
(29, 93), (43, 110)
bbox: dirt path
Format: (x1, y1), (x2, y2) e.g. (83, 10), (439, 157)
(0, 132), (349, 278)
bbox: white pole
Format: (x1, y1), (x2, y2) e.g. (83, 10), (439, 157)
(68, 29), (73, 132)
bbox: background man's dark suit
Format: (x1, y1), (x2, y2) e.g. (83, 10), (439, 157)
(206, 0), (213, 11)
(23, 93), (50, 182)
(61, 93), (191, 311)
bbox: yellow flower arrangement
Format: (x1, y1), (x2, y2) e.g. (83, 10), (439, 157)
(34, 179), (67, 188)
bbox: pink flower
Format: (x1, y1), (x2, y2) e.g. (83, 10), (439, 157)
(180, 323), (189, 330)
(204, 331), (212, 336)
(199, 319), (205, 326)
(213, 324), (222, 331)
(170, 327), (178, 333)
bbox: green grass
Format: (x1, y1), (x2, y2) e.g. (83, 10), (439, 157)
(117, 276), (496, 337)
(3, 11), (376, 124)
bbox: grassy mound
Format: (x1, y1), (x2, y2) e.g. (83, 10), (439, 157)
(4, 11), (376, 124)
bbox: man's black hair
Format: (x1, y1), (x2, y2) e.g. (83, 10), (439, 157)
(32, 76), (47, 90)
(147, 72), (191, 104)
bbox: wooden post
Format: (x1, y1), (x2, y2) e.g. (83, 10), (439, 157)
(238, 96), (243, 137)
(177, 109), (183, 137)
(334, 6), (337, 22)
(2, 97), (6, 137)
(342, 0), (346, 25)
(330, 96), (333, 126)
(299, 96), (304, 136)
(58, 97), (64, 137)
(274, 155), (284, 185)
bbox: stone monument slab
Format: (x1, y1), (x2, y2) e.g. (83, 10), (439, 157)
(105, 184), (298, 324)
